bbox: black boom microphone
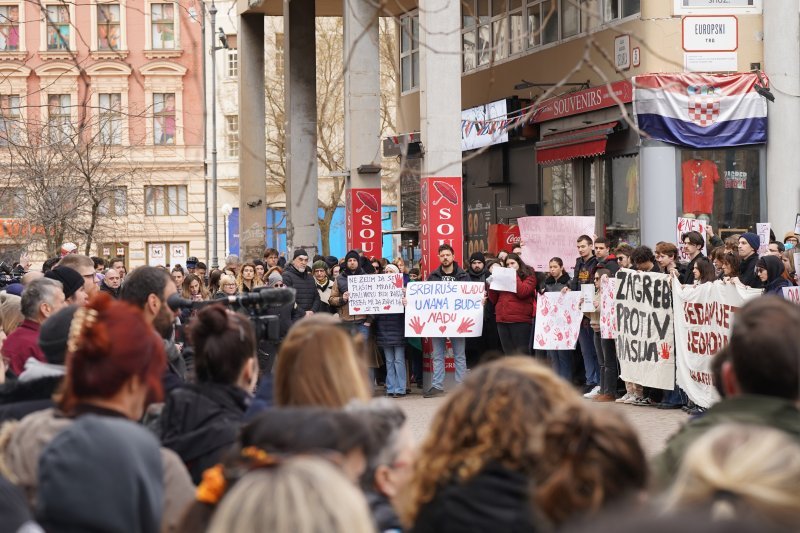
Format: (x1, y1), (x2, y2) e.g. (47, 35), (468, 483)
(167, 287), (296, 312)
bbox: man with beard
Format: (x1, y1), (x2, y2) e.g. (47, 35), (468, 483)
(119, 266), (185, 391)
(465, 252), (490, 367)
(282, 249), (320, 315)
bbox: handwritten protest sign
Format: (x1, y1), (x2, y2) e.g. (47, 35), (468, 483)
(756, 223), (771, 256)
(518, 216), (595, 276)
(783, 286), (800, 304)
(795, 213), (800, 236)
(348, 273), (405, 315)
(600, 277), (618, 339)
(532, 292), (582, 350)
(580, 284), (595, 312)
(615, 268), (675, 390)
(673, 278), (761, 408)
(489, 266), (517, 292)
(405, 281), (484, 337)
(676, 217), (707, 262)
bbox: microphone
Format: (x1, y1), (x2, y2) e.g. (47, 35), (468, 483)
(167, 287), (296, 312)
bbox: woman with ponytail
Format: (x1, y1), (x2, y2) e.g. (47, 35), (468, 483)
(159, 304), (258, 483)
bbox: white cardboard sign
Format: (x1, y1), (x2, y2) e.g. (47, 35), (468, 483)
(405, 281), (485, 338)
(489, 266), (517, 292)
(532, 292), (582, 350)
(348, 273), (405, 315)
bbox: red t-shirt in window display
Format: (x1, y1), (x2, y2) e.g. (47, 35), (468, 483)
(681, 159), (720, 215)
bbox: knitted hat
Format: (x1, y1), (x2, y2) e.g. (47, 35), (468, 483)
(740, 232), (760, 253)
(312, 260), (328, 272)
(383, 264), (400, 274)
(293, 249), (309, 260)
(345, 250), (360, 263)
(44, 267), (84, 300)
(4, 283), (23, 296)
(325, 256), (338, 269)
(268, 271), (284, 287)
(38, 305), (79, 365)
(469, 251), (486, 264)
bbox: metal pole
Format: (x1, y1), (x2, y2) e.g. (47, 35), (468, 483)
(200, 2), (209, 266)
(210, 1), (219, 269)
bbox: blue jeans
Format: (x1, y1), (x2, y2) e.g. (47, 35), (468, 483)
(431, 337), (466, 390)
(578, 320), (599, 386)
(383, 345), (406, 394)
(548, 350), (574, 382)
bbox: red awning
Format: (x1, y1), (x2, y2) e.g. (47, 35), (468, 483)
(535, 122), (619, 165)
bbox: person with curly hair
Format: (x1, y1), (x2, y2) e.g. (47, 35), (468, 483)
(236, 262), (264, 294)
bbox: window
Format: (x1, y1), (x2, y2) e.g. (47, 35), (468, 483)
(605, 0), (639, 21)
(605, 155), (640, 247)
(153, 92), (175, 145)
(560, 0), (579, 38)
(0, 5), (20, 51)
(46, 4), (70, 50)
(542, 163), (574, 216)
(226, 47), (238, 77)
(47, 93), (71, 142)
(0, 94), (20, 145)
(145, 185), (187, 216)
(400, 13), (419, 92)
(98, 93), (122, 145)
(225, 115), (239, 158)
(492, 13), (508, 62)
(151, 3), (175, 49)
(98, 186), (127, 216)
(274, 33), (283, 78)
(0, 187), (25, 217)
(97, 3), (121, 50)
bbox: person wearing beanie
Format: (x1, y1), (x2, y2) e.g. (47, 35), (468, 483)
(329, 249), (373, 335)
(465, 251), (489, 369)
(757, 255), (792, 296)
(325, 255), (339, 269)
(312, 260), (334, 314)
(44, 266), (88, 306)
(268, 271), (284, 287)
(738, 232), (763, 289)
(4, 283), (23, 297)
(0, 306), (78, 422)
(282, 249), (320, 315)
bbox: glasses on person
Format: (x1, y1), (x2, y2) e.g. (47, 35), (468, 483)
(223, 283), (237, 287)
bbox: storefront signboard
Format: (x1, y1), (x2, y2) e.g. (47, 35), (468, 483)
(674, 0), (761, 15)
(532, 81), (632, 124)
(682, 16), (738, 52)
(420, 177), (464, 278)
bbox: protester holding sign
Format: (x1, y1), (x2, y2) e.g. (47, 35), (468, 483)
(588, 269), (617, 402)
(329, 251), (373, 339)
(542, 258), (574, 381)
(564, 235), (600, 395)
(375, 264), (408, 398)
(423, 244), (470, 398)
(488, 253), (537, 355)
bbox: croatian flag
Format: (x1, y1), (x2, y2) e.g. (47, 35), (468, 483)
(633, 73), (768, 148)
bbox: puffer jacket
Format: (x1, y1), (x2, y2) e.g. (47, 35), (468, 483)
(328, 267), (371, 323)
(543, 272), (571, 293)
(488, 274), (537, 324)
(375, 312), (405, 347)
(427, 262), (470, 282)
(281, 264), (321, 313)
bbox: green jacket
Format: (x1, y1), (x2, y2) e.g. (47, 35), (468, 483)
(651, 395), (800, 489)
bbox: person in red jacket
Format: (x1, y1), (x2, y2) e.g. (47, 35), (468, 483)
(488, 253), (537, 355)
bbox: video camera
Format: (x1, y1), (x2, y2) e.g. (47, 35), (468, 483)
(0, 261), (23, 288)
(167, 287), (296, 343)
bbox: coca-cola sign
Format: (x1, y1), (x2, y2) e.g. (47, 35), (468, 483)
(488, 224), (521, 254)
(420, 177), (464, 278)
(346, 188), (382, 256)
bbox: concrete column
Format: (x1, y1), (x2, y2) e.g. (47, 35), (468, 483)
(418, 0), (463, 273)
(238, 14), (267, 261)
(344, 0), (382, 256)
(764, 1), (800, 232)
(284, 0), (319, 256)
(639, 140), (678, 246)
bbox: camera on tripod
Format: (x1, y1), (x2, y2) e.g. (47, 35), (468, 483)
(167, 287), (296, 343)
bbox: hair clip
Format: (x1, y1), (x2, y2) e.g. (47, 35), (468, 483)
(196, 464), (226, 505)
(66, 307), (99, 354)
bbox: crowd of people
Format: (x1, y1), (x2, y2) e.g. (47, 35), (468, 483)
(0, 224), (796, 532)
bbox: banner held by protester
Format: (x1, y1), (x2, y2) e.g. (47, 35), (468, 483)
(672, 278), (762, 408)
(348, 273), (405, 315)
(405, 281), (485, 337)
(600, 277), (618, 339)
(533, 292), (582, 350)
(615, 268), (675, 390)
(517, 216), (595, 275)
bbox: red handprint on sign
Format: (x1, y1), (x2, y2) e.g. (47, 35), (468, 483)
(456, 317), (476, 334)
(541, 300), (550, 316)
(659, 342), (671, 360)
(536, 335), (546, 347)
(543, 324), (551, 333)
(564, 309), (572, 325)
(409, 316), (426, 335)
(393, 274), (403, 288)
(555, 330), (564, 341)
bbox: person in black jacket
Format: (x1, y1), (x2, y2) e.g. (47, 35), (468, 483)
(160, 304), (257, 483)
(679, 230), (705, 285)
(738, 233), (763, 289)
(376, 264), (406, 397)
(98, 267), (121, 298)
(565, 235), (600, 394)
(424, 244), (470, 398)
(594, 237), (620, 274)
(465, 252), (491, 368)
(282, 249), (321, 315)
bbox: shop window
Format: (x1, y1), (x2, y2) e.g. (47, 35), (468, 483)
(605, 155), (640, 246)
(679, 148), (761, 237)
(542, 162), (574, 216)
(0, 5), (20, 51)
(400, 12), (419, 93)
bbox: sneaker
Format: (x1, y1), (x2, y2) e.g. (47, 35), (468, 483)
(583, 385), (601, 399)
(593, 393), (616, 402)
(615, 393), (631, 403)
(624, 394), (641, 405)
(423, 387), (445, 398)
(631, 396), (653, 407)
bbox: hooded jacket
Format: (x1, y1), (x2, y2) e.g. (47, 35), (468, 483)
(568, 255), (599, 290)
(759, 255), (792, 296)
(159, 382), (250, 484)
(410, 462), (538, 533)
(738, 252), (762, 289)
(427, 262), (470, 282)
(467, 264), (488, 283)
(281, 264), (321, 313)
(488, 273), (537, 324)
(329, 264), (372, 323)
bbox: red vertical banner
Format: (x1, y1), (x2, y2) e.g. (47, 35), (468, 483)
(420, 176), (464, 278)
(346, 188), (382, 256)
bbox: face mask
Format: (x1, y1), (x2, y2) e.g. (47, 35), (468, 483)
(785, 242), (795, 250)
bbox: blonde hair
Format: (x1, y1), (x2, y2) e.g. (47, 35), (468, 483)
(274, 314), (370, 407)
(207, 457), (374, 533)
(0, 292), (23, 334)
(662, 424), (800, 529)
(400, 356), (582, 526)
(219, 274), (236, 291)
